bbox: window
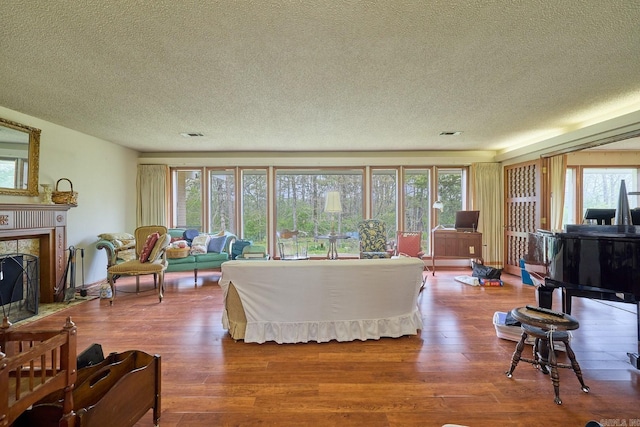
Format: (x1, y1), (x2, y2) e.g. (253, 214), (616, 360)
(172, 169), (202, 230)
(208, 169), (236, 234)
(437, 168), (464, 228)
(403, 168), (431, 251)
(275, 169), (363, 257)
(582, 168), (638, 217)
(241, 169), (267, 243)
(171, 165), (470, 257)
(372, 169), (397, 239)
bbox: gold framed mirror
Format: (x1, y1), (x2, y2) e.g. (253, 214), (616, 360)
(0, 117), (40, 196)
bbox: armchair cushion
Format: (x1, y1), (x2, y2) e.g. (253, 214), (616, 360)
(139, 232), (160, 262)
(149, 233), (171, 262)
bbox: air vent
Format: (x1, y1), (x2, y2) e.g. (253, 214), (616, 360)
(439, 131), (462, 136)
(180, 132), (204, 137)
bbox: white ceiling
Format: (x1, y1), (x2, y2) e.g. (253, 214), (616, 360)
(1, 1), (640, 154)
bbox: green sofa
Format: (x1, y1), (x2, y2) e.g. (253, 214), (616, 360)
(165, 228), (237, 283)
(96, 228), (236, 285)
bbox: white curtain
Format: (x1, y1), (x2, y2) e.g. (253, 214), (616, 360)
(137, 164), (168, 227)
(469, 163), (503, 268)
(549, 155), (567, 232)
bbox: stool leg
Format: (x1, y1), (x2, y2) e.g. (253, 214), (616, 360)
(547, 338), (562, 404)
(564, 340), (590, 393)
(535, 337), (550, 375)
(506, 331), (528, 378)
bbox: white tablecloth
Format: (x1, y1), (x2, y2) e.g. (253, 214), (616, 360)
(218, 258), (425, 343)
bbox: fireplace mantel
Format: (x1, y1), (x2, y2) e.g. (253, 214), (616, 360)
(0, 203), (72, 303)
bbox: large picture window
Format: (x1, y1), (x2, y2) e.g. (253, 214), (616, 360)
(171, 165), (469, 257)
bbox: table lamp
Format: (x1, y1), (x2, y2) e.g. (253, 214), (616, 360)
(324, 191), (342, 235)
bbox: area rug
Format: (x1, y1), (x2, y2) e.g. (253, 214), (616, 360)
(4, 295), (97, 328)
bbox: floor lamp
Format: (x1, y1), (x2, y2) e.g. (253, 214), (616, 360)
(433, 200), (444, 229)
(324, 191), (342, 259)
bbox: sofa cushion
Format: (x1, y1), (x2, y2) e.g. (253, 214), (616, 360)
(207, 235), (227, 253)
(183, 228), (200, 242)
(194, 252), (228, 263)
(190, 234), (210, 255)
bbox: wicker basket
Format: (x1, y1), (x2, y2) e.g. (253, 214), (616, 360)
(166, 247), (190, 259)
(52, 178), (78, 206)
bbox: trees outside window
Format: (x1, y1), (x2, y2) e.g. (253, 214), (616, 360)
(372, 169), (397, 241)
(403, 168), (431, 251)
(172, 169), (202, 230)
(437, 169), (463, 228)
(242, 169), (267, 243)
(209, 169), (235, 234)
(275, 170), (363, 257)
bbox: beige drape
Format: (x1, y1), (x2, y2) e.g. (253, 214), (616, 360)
(469, 163), (503, 268)
(549, 155), (567, 232)
(137, 164), (169, 227)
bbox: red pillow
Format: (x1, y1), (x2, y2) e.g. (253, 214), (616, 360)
(139, 232), (160, 263)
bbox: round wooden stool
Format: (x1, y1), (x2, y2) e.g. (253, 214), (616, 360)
(505, 306), (590, 405)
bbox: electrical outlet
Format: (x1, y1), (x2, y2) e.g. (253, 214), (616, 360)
(469, 246), (475, 255)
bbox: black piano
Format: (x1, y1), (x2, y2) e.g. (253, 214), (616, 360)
(524, 224), (640, 369)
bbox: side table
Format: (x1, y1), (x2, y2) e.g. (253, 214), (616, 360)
(315, 234), (350, 260)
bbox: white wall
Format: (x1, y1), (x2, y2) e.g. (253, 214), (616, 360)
(0, 107), (139, 285)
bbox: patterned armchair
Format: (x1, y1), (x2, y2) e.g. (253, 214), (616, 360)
(358, 219), (391, 259)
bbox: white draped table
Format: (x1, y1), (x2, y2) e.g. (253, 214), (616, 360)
(218, 257), (425, 344)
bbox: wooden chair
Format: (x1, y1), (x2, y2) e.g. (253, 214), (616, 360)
(106, 225), (170, 304)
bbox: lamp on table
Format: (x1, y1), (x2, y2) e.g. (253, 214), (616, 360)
(324, 191), (342, 259)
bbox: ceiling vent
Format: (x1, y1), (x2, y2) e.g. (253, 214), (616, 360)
(439, 131), (462, 136)
(180, 132), (204, 137)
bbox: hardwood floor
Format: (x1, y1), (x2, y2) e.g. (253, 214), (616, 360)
(19, 269), (639, 427)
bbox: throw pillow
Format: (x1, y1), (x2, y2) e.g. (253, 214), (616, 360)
(190, 233), (211, 255)
(139, 232), (160, 263)
(207, 235), (227, 253)
(148, 233), (170, 262)
(182, 228), (200, 243)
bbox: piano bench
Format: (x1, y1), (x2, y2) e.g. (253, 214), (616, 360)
(505, 306), (590, 405)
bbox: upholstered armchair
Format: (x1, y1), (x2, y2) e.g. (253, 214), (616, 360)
(106, 225), (170, 304)
(358, 219), (391, 259)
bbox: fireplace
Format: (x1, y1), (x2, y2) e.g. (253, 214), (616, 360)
(0, 204), (71, 303)
(0, 253), (39, 323)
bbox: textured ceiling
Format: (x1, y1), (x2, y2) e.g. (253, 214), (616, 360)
(1, 1), (640, 153)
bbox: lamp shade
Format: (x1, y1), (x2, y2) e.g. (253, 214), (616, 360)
(432, 200), (444, 210)
(324, 191), (342, 213)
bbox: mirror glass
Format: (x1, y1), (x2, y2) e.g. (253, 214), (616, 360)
(0, 118), (40, 196)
